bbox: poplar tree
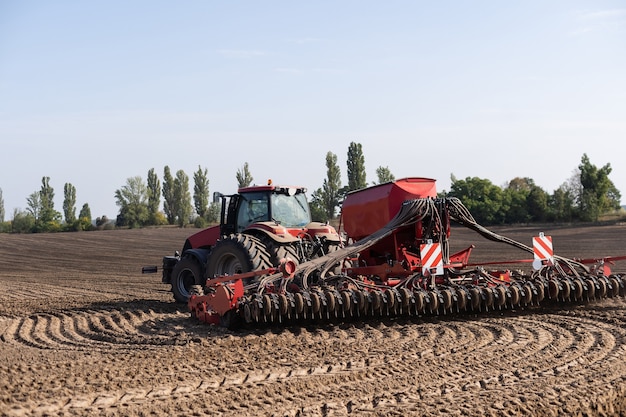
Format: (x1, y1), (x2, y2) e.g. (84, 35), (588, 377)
(162, 166), (176, 225)
(193, 165), (209, 218)
(147, 168), (161, 224)
(346, 142), (366, 192)
(174, 169), (192, 227)
(236, 162), (253, 188)
(63, 183), (77, 224)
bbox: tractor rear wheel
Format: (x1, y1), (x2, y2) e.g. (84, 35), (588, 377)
(206, 234), (272, 284)
(171, 257), (204, 303)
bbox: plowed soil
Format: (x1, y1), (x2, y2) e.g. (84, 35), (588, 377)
(1, 224), (626, 417)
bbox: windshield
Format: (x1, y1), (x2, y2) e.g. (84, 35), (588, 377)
(270, 193), (311, 227)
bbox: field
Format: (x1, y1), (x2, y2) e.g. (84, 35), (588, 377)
(1, 225), (626, 416)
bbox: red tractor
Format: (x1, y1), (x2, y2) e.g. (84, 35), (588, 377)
(158, 180), (341, 303)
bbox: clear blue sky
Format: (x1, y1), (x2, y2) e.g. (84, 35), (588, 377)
(1, 1), (625, 219)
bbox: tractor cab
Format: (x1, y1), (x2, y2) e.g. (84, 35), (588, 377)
(221, 183), (311, 236)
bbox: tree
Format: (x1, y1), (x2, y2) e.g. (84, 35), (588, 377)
(147, 168), (161, 225)
(193, 165), (209, 218)
(546, 171), (581, 223)
(174, 170), (192, 227)
(115, 176), (149, 228)
(38, 177), (61, 231)
(162, 166), (176, 225)
(207, 201), (220, 223)
(503, 184), (529, 224)
(78, 203), (93, 230)
(39, 177), (59, 224)
(79, 203), (92, 222)
(0, 187), (4, 223)
(310, 152), (342, 221)
(375, 166), (395, 184)
(448, 176), (506, 225)
(578, 153), (621, 221)
(346, 142), (367, 192)
(63, 183), (77, 224)
(26, 191), (41, 221)
(527, 185), (549, 222)
(236, 162), (253, 188)
(11, 209), (35, 233)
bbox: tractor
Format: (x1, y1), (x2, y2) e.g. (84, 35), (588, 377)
(153, 180), (342, 303)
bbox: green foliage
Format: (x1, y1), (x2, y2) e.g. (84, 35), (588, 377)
(63, 183), (77, 224)
(375, 166), (395, 184)
(25, 178), (62, 232)
(162, 166), (176, 225)
(311, 151), (342, 220)
(79, 203), (92, 223)
(11, 209), (36, 233)
(578, 154), (621, 221)
(194, 215), (208, 229)
(174, 170), (192, 227)
(26, 191), (41, 219)
(236, 162), (253, 188)
(347, 142), (367, 191)
(115, 176), (149, 228)
(207, 201), (220, 223)
(309, 188), (328, 222)
(0, 221), (11, 233)
(193, 165), (209, 218)
(147, 168), (161, 224)
(448, 176), (506, 225)
(39, 177), (61, 227)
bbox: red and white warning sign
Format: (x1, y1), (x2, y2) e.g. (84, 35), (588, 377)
(420, 240), (443, 275)
(532, 232), (553, 269)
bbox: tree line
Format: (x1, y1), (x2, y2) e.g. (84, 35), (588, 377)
(301, 146), (621, 226)
(0, 144), (622, 233)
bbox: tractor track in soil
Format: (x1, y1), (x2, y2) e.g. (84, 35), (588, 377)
(1, 226), (626, 416)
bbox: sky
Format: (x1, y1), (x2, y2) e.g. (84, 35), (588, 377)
(1, 1), (625, 220)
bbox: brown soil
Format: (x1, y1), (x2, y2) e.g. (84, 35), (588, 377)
(1, 225), (625, 416)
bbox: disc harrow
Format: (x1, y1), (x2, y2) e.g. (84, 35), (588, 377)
(188, 197), (626, 328)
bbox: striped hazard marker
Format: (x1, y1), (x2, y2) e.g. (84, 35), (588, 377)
(532, 232), (554, 270)
(420, 240), (443, 275)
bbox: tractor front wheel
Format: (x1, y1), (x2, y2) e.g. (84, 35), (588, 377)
(171, 257), (204, 303)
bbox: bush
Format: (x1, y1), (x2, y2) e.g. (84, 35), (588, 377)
(194, 216), (208, 229)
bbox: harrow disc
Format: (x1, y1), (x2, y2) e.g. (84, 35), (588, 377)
(586, 278), (596, 299)
(414, 290), (425, 313)
(294, 293), (304, 316)
(509, 285), (521, 306)
(573, 278), (584, 300)
(324, 290), (336, 316)
(428, 290), (439, 312)
(470, 287), (481, 311)
(609, 277), (620, 297)
(341, 291), (352, 315)
(597, 278), (608, 298)
(455, 287), (467, 311)
(482, 288), (494, 310)
(495, 285), (507, 308)
(310, 292), (321, 316)
(441, 289), (453, 311)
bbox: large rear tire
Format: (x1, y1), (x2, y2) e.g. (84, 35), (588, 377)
(206, 234), (272, 284)
(171, 257), (204, 304)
